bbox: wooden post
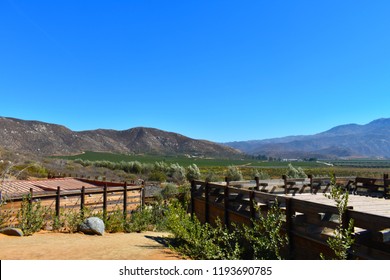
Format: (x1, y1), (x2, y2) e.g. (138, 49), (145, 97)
(80, 186), (85, 219)
(123, 182), (128, 218)
(308, 174), (313, 194)
(224, 178), (230, 228)
(285, 197), (294, 258)
(342, 206), (353, 259)
(282, 175), (288, 194)
(384, 174), (389, 198)
(205, 182), (210, 224)
(249, 190), (256, 226)
(103, 184), (108, 221)
(255, 176), (260, 191)
(56, 187), (61, 218)
(29, 188), (33, 204)
(141, 181), (145, 207)
(190, 180), (195, 219)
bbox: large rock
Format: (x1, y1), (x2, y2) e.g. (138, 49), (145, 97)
(78, 217), (105, 236)
(0, 227), (24, 237)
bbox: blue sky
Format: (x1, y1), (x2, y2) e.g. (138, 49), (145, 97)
(1, 0), (390, 142)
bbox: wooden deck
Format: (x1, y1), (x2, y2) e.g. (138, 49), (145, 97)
(191, 179), (390, 259)
(284, 193), (390, 218)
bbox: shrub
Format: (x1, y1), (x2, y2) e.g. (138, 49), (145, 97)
(104, 209), (125, 233)
(186, 164), (201, 182)
(124, 206), (154, 233)
(161, 183), (179, 200)
(241, 201), (288, 259)
(322, 183), (354, 260)
(225, 166), (243, 181)
(17, 195), (46, 236)
(286, 163), (306, 178)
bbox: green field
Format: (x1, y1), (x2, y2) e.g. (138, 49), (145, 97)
(55, 151), (327, 168)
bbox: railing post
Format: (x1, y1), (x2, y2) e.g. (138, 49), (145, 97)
(285, 197), (294, 259)
(56, 187), (61, 218)
(384, 174), (389, 198)
(255, 176), (260, 191)
(205, 181), (210, 224)
(29, 188), (33, 205)
(342, 206), (353, 259)
(80, 186), (85, 219)
(190, 180), (195, 219)
(282, 175), (288, 194)
(123, 182), (128, 218)
(103, 184), (107, 221)
(224, 177), (230, 228)
(308, 174), (313, 194)
(250, 190), (256, 227)
(141, 181), (145, 207)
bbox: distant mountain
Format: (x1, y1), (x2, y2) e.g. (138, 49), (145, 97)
(0, 117), (242, 158)
(225, 118), (390, 159)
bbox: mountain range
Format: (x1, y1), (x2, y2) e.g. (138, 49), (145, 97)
(1, 116), (390, 159)
(224, 118), (390, 159)
(0, 117), (242, 158)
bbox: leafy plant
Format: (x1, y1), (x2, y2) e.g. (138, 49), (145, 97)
(286, 163), (306, 178)
(225, 166), (243, 181)
(321, 182), (355, 260)
(241, 201), (288, 259)
(17, 194), (46, 235)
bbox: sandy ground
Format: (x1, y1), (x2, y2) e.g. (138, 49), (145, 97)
(0, 231), (183, 260)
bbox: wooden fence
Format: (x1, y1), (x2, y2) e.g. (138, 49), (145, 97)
(1, 181), (144, 228)
(191, 178), (390, 260)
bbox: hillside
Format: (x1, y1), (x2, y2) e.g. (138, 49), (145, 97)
(225, 118), (390, 159)
(0, 117), (242, 158)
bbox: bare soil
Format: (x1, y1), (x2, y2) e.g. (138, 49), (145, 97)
(0, 231), (183, 260)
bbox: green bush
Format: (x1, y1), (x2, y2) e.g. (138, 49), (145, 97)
(17, 195), (46, 236)
(286, 163), (306, 178)
(225, 166), (243, 181)
(164, 201), (288, 260)
(241, 202), (288, 259)
(104, 209), (125, 233)
(161, 183), (179, 200)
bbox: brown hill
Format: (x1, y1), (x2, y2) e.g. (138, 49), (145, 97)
(0, 117), (242, 158)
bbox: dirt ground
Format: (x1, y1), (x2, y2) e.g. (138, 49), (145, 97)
(0, 231), (183, 260)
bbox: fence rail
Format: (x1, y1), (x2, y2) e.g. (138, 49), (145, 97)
(191, 178), (390, 260)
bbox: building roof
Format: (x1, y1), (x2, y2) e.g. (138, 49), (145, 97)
(0, 178), (105, 199)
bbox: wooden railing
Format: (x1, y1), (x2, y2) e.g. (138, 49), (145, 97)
(191, 179), (390, 259)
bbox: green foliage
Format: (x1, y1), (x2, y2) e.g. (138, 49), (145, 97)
(0, 206), (13, 229)
(186, 164), (201, 182)
(104, 209), (125, 233)
(322, 184), (355, 260)
(241, 202), (288, 259)
(252, 169), (270, 180)
(169, 163), (186, 184)
(161, 183), (179, 200)
(225, 166), (243, 181)
(164, 202), (287, 260)
(148, 170), (167, 182)
(286, 163), (307, 178)
(17, 195), (46, 235)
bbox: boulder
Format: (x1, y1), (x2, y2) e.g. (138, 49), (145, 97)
(78, 217), (105, 236)
(0, 227), (24, 237)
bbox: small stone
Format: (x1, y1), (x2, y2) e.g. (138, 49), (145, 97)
(78, 217), (105, 236)
(0, 227), (24, 237)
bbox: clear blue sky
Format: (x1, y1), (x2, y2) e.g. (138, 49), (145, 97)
(1, 0), (390, 142)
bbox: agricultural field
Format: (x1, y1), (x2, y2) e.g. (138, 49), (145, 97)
(53, 151), (390, 180)
(55, 151), (326, 168)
